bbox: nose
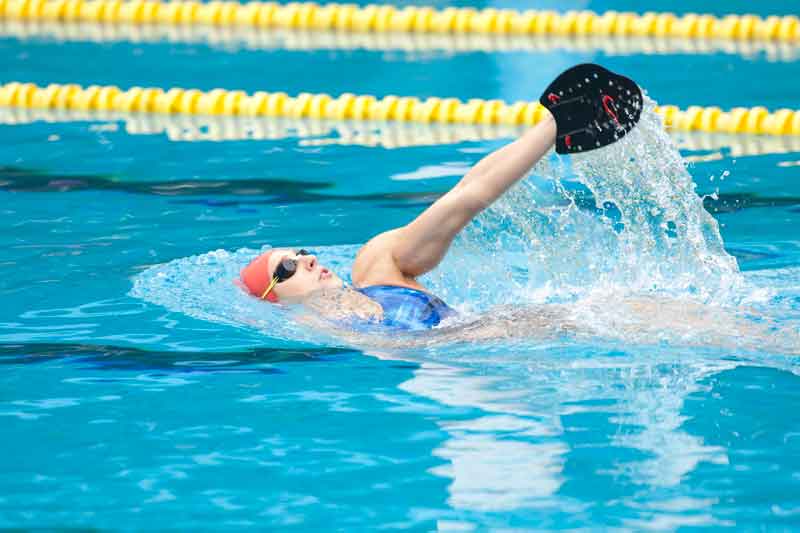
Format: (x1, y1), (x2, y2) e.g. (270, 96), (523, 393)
(301, 254), (317, 270)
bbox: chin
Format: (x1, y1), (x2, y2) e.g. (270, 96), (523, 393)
(322, 276), (344, 290)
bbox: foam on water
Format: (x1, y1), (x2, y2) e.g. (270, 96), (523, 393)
(130, 100), (800, 354)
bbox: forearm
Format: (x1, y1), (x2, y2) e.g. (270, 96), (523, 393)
(456, 114), (556, 206)
(390, 114), (556, 277)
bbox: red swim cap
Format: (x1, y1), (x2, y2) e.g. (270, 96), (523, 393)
(239, 251), (279, 302)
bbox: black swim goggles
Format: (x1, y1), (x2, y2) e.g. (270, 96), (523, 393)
(260, 249), (311, 300)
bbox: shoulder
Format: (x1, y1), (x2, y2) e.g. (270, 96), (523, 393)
(351, 229), (421, 289)
(351, 229), (402, 286)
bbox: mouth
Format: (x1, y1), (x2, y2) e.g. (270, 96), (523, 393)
(319, 268), (331, 281)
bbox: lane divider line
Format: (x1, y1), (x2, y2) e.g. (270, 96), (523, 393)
(5, 106), (800, 157)
(2, 19), (798, 61)
(0, 1), (798, 43)
(1, 81), (799, 136)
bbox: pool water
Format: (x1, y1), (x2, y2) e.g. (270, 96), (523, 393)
(2, 0), (800, 530)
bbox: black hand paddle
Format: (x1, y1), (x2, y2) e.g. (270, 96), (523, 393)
(539, 63), (643, 155)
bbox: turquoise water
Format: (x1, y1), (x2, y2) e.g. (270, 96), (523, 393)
(3, 0), (800, 529)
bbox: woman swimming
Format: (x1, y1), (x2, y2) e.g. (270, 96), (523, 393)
(239, 64), (643, 330)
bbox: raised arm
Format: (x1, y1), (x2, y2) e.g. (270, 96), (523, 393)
(390, 114), (556, 277)
(353, 64), (643, 288)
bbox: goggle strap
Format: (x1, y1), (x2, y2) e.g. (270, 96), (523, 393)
(261, 276), (279, 300)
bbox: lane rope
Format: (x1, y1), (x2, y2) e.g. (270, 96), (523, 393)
(3, 19), (799, 61)
(0, 1), (798, 43)
(5, 105), (800, 157)
(1, 81), (799, 136)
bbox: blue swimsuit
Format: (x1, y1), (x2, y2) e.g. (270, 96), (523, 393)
(354, 285), (456, 331)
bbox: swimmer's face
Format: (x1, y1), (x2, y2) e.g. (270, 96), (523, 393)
(267, 249), (343, 301)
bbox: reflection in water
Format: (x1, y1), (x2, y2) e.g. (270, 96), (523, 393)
(401, 364), (567, 512)
(382, 348), (792, 522)
(0, 341), (351, 369)
(607, 362), (730, 489)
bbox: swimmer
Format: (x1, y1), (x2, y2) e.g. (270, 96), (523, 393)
(239, 64), (643, 330)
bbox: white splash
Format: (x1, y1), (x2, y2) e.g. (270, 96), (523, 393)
(424, 97), (742, 310)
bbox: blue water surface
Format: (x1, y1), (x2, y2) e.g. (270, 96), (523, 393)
(2, 0), (800, 530)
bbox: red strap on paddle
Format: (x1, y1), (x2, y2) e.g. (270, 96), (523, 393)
(602, 95), (620, 126)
